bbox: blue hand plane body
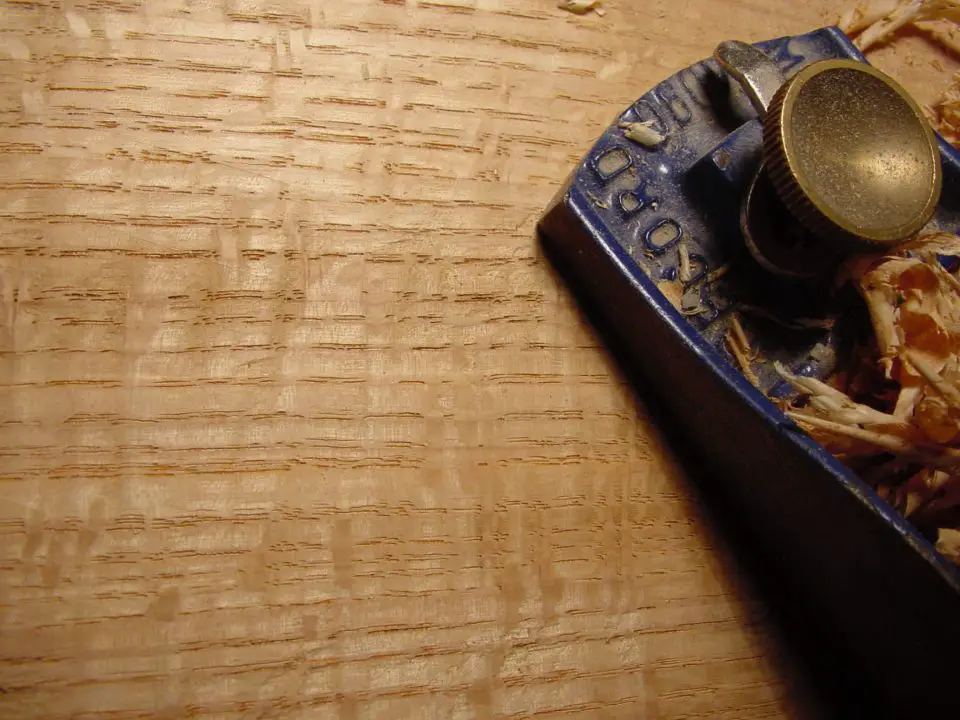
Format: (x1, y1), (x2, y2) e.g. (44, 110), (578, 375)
(538, 26), (960, 715)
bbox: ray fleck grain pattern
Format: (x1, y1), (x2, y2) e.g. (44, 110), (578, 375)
(0, 1), (950, 718)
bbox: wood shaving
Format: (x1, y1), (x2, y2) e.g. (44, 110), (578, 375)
(586, 190), (610, 210)
(678, 241), (692, 283)
(681, 287), (707, 316)
(707, 262), (732, 283)
(558, 0), (602, 15)
(777, 363), (909, 429)
(904, 349), (960, 409)
(936, 527), (960, 562)
(850, 244), (960, 382)
(908, 353), (960, 443)
(917, 18), (960, 54)
(841, 0), (960, 51)
(839, 0), (900, 34)
(788, 412), (960, 468)
(725, 314), (760, 387)
(657, 279), (683, 311)
(730, 313), (752, 358)
(839, 3), (960, 146)
(618, 120), (664, 147)
(928, 70), (960, 146)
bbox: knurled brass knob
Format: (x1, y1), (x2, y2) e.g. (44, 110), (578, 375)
(715, 42), (942, 272)
(763, 59), (941, 251)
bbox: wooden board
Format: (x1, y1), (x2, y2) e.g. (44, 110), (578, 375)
(0, 1), (953, 718)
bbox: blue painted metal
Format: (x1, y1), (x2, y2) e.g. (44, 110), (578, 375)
(539, 26), (960, 716)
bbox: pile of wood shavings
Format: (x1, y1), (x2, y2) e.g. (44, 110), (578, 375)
(840, 1), (960, 141)
(826, 4), (960, 563)
(773, 233), (960, 564)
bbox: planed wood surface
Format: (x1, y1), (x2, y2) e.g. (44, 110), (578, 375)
(0, 1), (953, 718)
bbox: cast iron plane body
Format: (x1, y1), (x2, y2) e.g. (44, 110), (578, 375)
(539, 26), (960, 715)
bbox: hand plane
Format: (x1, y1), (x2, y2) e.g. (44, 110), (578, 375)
(538, 26), (960, 715)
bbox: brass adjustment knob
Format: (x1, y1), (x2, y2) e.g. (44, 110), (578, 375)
(714, 41), (942, 274)
(764, 60), (941, 250)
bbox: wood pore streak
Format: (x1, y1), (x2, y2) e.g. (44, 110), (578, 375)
(0, 1), (922, 718)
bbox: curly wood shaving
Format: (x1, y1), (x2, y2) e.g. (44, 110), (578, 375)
(776, 363), (909, 428)
(788, 411), (960, 467)
(898, 231), (960, 255)
(906, 353), (960, 443)
(927, 73), (960, 147)
(916, 385), (960, 442)
(848, 0), (960, 51)
(895, 466), (960, 519)
(725, 316), (760, 387)
(894, 384), (925, 420)
(852, 250), (960, 382)
(903, 350), (960, 409)
(839, 0), (900, 33)
(916, 17), (960, 53)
